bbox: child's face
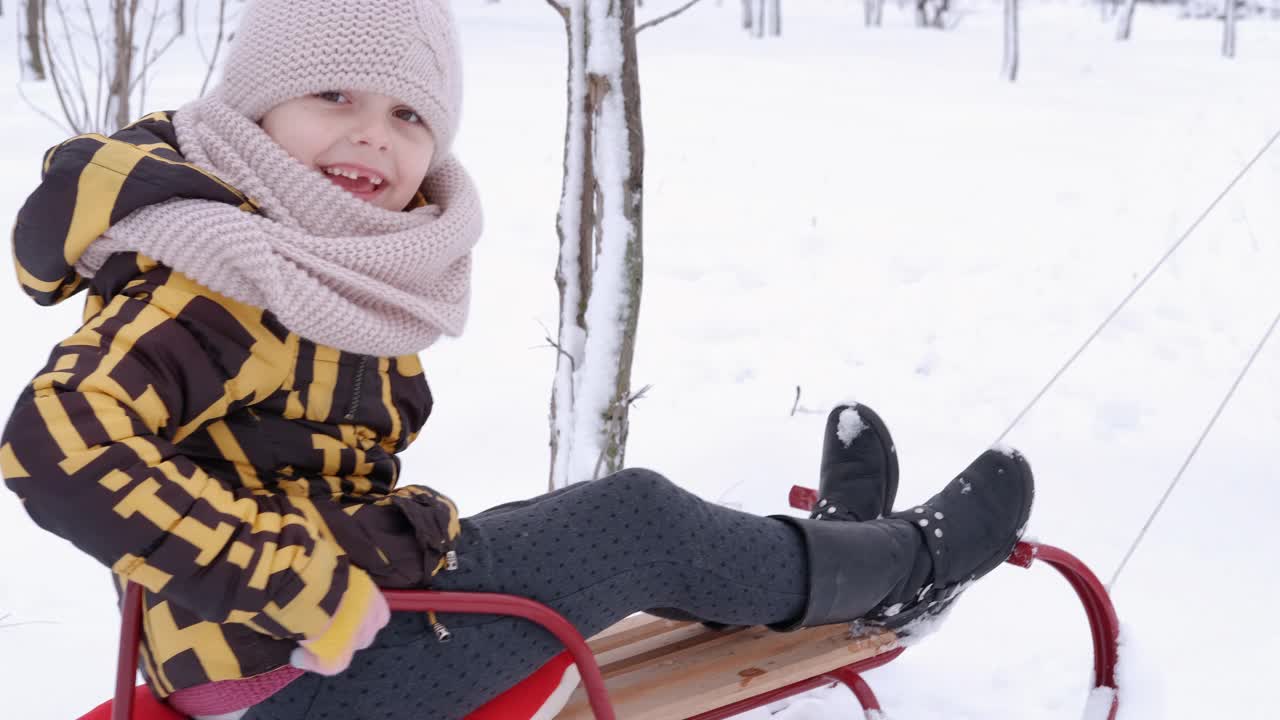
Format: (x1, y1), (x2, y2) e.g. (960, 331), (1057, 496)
(260, 89), (437, 211)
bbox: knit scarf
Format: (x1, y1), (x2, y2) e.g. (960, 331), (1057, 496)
(76, 95), (483, 357)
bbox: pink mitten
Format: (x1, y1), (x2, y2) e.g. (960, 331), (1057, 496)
(290, 582), (391, 676)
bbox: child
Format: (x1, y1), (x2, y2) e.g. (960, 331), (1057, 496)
(0, 1), (1034, 719)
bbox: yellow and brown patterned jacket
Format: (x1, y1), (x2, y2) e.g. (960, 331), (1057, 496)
(1, 113), (461, 697)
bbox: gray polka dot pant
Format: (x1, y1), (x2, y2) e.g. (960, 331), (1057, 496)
(243, 468), (809, 720)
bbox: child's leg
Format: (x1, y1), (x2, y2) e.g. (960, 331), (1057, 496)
(436, 467), (811, 627)
(245, 448), (1033, 720)
(245, 468), (810, 720)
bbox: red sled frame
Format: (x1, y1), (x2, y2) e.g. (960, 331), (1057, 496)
(109, 486), (1120, 720)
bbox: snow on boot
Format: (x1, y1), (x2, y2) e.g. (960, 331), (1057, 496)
(811, 404), (898, 522)
(866, 447), (1035, 634)
(699, 403), (900, 633)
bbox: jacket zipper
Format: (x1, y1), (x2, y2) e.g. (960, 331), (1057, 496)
(427, 551), (460, 642)
(427, 611), (453, 643)
(346, 355), (457, 642)
(343, 356), (368, 421)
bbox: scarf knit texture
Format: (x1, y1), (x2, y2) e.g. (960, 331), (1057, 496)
(76, 93), (483, 357)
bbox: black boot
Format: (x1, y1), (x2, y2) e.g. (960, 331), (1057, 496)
(694, 404), (901, 632)
(811, 404), (898, 522)
(771, 447), (1034, 634)
(768, 512), (921, 631)
(866, 448), (1035, 632)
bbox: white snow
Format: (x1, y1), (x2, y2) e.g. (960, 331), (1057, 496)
(891, 586), (969, 649)
(3, 1), (1280, 719)
(991, 441), (1019, 457)
(837, 406), (868, 446)
(1084, 686), (1119, 720)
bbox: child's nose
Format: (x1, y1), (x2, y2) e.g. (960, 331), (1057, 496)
(348, 118), (392, 151)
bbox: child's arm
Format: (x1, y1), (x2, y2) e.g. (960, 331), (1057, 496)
(0, 270), (376, 667)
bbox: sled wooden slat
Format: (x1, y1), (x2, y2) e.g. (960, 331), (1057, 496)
(586, 614), (714, 668)
(556, 615), (899, 720)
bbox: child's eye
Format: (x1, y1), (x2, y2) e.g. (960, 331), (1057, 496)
(316, 91), (349, 104)
(396, 108), (423, 125)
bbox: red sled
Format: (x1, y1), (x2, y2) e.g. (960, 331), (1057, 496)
(83, 485), (1120, 720)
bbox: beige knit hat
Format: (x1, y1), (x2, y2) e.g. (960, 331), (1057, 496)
(215, 0), (463, 163)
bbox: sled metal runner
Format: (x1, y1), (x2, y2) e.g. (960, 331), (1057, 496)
(103, 486), (1118, 720)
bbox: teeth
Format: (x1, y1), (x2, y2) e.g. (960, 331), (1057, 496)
(324, 166), (384, 186)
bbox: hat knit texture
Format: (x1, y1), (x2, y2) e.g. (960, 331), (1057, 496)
(217, 0), (463, 162)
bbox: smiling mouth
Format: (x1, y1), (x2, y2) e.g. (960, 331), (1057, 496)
(320, 165), (388, 200)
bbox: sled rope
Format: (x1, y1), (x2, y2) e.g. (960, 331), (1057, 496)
(991, 123), (1280, 449)
(1107, 302), (1280, 590)
(983, 124), (1280, 588)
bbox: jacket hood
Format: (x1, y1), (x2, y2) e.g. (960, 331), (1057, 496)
(10, 111), (253, 306)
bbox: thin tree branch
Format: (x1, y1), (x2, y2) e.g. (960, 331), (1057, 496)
(199, 0), (230, 97)
(0, 611), (59, 630)
(589, 384), (651, 481)
(194, 0), (209, 66)
(536, 319), (578, 374)
(544, 0), (569, 21)
(634, 0), (708, 34)
(129, 18), (180, 97)
(41, 1), (82, 132)
(81, 0), (105, 133)
(11, 2), (64, 125)
(15, 80), (73, 134)
(626, 384), (652, 405)
(131, 0), (163, 104)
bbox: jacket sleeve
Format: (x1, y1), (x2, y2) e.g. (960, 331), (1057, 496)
(0, 270), (377, 657)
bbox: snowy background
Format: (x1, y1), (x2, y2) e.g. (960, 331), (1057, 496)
(3, 1), (1279, 718)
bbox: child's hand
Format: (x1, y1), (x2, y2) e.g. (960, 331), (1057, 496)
(290, 584), (391, 676)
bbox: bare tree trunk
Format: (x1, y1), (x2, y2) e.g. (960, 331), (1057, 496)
(913, 0), (948, 28)
(609, 0), (645, 482)
(109, 0), (139, 131)
(1116, 0), (1137, 40)
(549, 1), (594, 490)
(932, 0), (949, 27)
(176, 0), (184, 35)
(1222, 0), (1237, 57)
(754, 0), (764, 37)
(740, 0), (751, 29)
(548, 0), (646, 489)
(865, 0), (884, 27)
(25, 0), (45, 80)
(769, 0), (780, 36)
(1002, 0), (1019, 82)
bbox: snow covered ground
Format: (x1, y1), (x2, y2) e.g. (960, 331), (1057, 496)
(2, 1), (1279, 717)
